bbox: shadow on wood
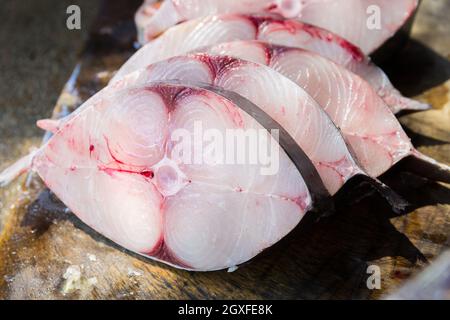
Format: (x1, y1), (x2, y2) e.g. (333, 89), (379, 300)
(376, 39), (450, 97)
(19, 165), (448, 299)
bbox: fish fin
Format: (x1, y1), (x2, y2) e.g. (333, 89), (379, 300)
(36, 118), (61, 133)
(339, 174), (409, 213)
(310, 194), (335, 219)
(390, 94), (431, 114)
(0, 149), (38, 187)
(381, 85), (431, 114)
(403, 150), (450, 183)
(363, 177), (410, 213)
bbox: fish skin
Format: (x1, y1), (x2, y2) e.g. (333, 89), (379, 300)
(135, 0), (418, 54)
(115, 13), (428, 114)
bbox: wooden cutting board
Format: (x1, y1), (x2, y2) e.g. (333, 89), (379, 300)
(0, 0), (449, 300)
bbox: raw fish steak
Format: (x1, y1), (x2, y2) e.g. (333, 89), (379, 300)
(113, 51), (449, 187)
(115, 14), (428, 114)
(1, 83), (316, 271)
(200, 42), (450, 184)
(201, 41), (413, 178)
(135, 0), (418, 53)
(113, 54), (365, 195)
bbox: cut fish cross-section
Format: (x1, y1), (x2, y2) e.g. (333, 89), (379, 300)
(135, 0), (418, 54)
(0, 83), (326, 271)
(114, 13), (428, 114)
(199, 42), (450, 186)
(114, 54), (365, 195)
(201, 41), (413, 178)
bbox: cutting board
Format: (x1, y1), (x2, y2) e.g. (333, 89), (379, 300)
(0, 0), (449, 300)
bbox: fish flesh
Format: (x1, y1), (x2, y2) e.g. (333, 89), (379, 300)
(115, 14), (428, 114)
(0, 82), (326, 271)
(1, 68), (444, 273)
(285, 0), (419, 54)
(201, 41), (413, 178)
(30, 52), (412, 207)
(135, 0), (418, 54)
(35, 55), (367, 196)
(114, 54), (367, 195)
(113, 50), (450, 188)
(200, 42), (450, 184)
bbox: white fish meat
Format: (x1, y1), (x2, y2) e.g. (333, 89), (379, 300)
(200, 42), (450, 184)
(1, 66), (443, 271)
(113, 54), (365, 195)
(135, 0), (418, 54)
(201, 41), (412, 178)
(115, 14), (428, 114)
(1, 80), (371, 271)
(24, 52), (411, 211)
(113, 50), (449, 188)
(0, 83), (314, 271)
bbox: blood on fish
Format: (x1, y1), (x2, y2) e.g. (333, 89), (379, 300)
(140, 170), (155, 179)
(89, 144), (95, 157)
(103, 136), (125, 165)
(149, 240), (192, 270)
(135, 1), (418, 54)
(317, 157), (354, 182)
(294, 195), (309, 212)
(98, 165), (155, 180)
(147, 85), (204, 110)
(195, 53), (242, 78)
(267, 19), (365, 62)
(265, 3), (278, 11)
(335, 38), (364, 62)
(162, 61), (248, 128)
(272, 19), (300, 34)
(244, 15), (268, 29)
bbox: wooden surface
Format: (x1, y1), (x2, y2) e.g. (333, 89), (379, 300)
(0, 0), (449, 300)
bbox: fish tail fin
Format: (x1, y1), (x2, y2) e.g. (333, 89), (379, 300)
(397, 97), (431, 113)
(382, 87), (431, 114)
(0, 149), (39, 187)
(337, 174), (409, 213)
(363, 176), (410, 213)
(404, 150), (450, 183)
(36, 118), (62, 133)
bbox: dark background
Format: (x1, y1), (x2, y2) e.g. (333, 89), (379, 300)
(0, 0), (99, 165)
(0, 1), (99, 227)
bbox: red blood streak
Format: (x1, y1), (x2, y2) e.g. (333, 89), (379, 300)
(336, 38), (364, 62)
(140, 170), (154, 179)
(103, 136), (125, 165)
(247, 15), (364, 62)
(265, 3), (278, 11)
(195, 53), (240, 78)
(99, 166), (154, 180)
(144, 239), (191, 269)
(294, 195), (309, 211)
